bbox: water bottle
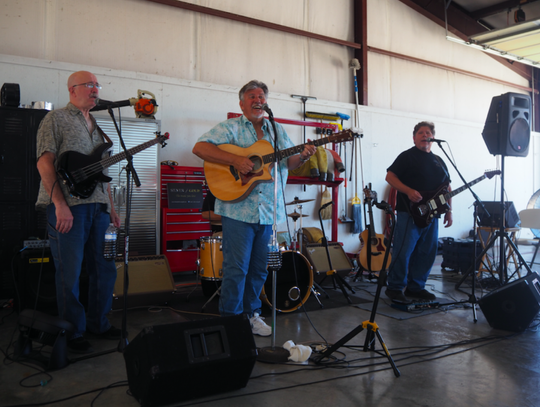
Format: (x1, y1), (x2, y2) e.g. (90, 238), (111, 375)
(103, 223), (117, 261)
(267, 235), (282, 270)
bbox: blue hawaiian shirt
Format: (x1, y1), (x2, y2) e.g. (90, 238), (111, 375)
(198, 115), (294, 225)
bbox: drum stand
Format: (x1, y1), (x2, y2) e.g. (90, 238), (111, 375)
(201, 286), (220, 311)
(314, 200), (400, 377)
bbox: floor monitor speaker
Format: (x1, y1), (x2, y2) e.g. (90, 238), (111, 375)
(123, 314), (257, 406)
(479, 272), (540, 331)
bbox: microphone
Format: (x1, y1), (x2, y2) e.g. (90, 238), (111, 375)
(91, 97), (137, 112)
(427, 138), (446, 143)
(261, 103), (273, 117)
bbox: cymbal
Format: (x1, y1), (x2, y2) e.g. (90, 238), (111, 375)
(286, 198), (315, 205)
(287, 212), (309, 218)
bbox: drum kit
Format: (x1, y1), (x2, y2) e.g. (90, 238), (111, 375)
(197, 197), (328, 312)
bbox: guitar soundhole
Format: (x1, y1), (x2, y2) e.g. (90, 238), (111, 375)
(249, 155), (263, 172)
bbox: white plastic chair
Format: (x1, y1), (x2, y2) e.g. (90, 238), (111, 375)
(518, 209), (540, 267)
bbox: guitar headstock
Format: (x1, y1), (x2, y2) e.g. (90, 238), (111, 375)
(329, 129), (355, 144)
(485, 169), (501, 179)
(156, 131), (169, 148)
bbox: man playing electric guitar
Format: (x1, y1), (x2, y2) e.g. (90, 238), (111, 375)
(385, 121), (452, 303)
(36, 71), (122, 353)
(192, 80), (316, 336)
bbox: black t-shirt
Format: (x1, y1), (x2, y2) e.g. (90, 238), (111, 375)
(387, 147), (451, 212)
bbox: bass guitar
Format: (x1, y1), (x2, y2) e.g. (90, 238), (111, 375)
(358, 186), (391, 273)
(410, 170), (501, 228)
(204, 130), (354, 202)
(56, 132), (169, 199)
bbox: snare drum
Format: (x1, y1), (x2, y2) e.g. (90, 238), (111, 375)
(198, 236), (223, 297)
(261, 251), (313, 313)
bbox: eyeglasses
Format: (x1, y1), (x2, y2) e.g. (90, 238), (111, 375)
(72, 82), (102, 90)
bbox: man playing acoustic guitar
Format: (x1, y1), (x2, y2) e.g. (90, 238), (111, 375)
(192, 80), (316, 336)
(385, 121), (453, 303)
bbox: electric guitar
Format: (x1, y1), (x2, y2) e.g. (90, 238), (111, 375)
(410, 170), (501, 228)
(204, 130), (354, 202)
(358, 186), (391, 273)
(56, 132), (169, 199)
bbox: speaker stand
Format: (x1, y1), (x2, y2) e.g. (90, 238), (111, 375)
(458, 155), (533, 290)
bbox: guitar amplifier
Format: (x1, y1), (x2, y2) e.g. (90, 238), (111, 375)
(476, 201), (520, 228)
(303, 243), (353, 276)
(113, 255), (177, 309)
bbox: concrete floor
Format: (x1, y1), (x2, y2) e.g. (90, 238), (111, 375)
(1, 248), (540, 407)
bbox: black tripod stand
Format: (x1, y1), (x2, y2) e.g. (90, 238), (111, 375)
(313, 198), (400, 377)
(315, 201), (356, 303)
(456, 155), (533, 294)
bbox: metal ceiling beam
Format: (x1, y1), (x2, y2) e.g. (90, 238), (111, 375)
(470, 0), (540, 20)
(146, 0), (361, 50)
(399, 0), (531, 80)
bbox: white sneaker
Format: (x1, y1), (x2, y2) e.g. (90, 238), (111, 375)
(250, 313), (272, 336)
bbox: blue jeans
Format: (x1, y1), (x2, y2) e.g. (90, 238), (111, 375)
(47, 203), (116, 338)
(387, 211), (438, 292)
(219, 217), (271, 317)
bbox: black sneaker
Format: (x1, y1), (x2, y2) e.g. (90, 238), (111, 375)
(405, 288), (436, 301)
(88, 325), (123, 340)
(67, 337), (94, 354)
(385, 289), (410, 303)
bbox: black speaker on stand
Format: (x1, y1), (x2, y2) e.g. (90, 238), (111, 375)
(123, 314), (257, 406)
(482, 92), (531, 157)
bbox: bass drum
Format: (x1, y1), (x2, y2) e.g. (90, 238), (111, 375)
(261, 251), (313, 313)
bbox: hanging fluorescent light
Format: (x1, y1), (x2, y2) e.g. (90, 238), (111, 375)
(446, 35), (540, 67)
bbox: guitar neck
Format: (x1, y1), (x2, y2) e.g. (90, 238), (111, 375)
(262, 131), (350, 164)
(445, 174), (486, 201)
(100, 137), (163, 170)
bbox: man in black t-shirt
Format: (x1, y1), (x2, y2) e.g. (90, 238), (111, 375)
(385, 121), (453, 302)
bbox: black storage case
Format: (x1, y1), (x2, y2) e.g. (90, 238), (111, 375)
(441, 237), (481, 273)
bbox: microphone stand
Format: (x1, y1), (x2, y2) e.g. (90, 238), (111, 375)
(106, 106), (140, 352)
(70, 106), (140, 363)
(257, 108), (288, 363)
(314, 198), (400, 377)
(432, 140), (487, 322)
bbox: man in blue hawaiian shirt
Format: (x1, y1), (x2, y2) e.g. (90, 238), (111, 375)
(193, 80), (315, 335)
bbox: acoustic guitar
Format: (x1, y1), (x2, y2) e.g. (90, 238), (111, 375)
(410, 170), (501, 228)
(358, 186), (391, 273)
(56, 132), (169, 199)
(204, 130), (354, 202)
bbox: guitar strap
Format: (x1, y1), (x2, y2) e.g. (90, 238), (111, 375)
(96, 124), (113, 145)
(433, 154), (450, 183)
